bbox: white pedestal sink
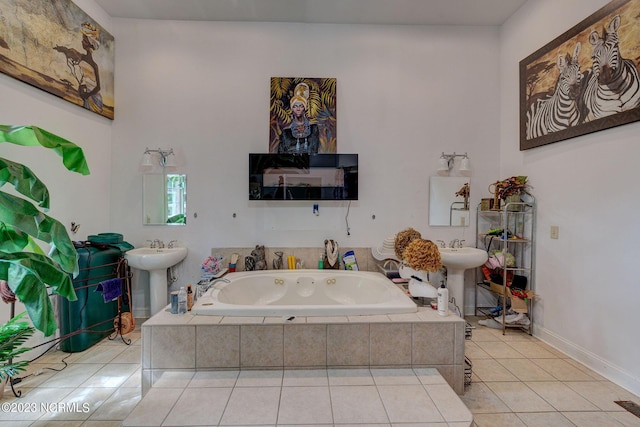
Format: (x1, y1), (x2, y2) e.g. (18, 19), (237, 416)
(125, 247), (188, 316)
(439, 247), (488, 316)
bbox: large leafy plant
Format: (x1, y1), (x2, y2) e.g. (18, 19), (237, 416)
(0, 125), (90, 336)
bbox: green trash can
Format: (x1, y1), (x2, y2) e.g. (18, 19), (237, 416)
(58, 243), (122, 353)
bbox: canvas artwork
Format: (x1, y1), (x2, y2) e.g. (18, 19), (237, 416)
(270, 77), (337, 154)
(520, 0), (640, 150)
(0, 0), (115, 119)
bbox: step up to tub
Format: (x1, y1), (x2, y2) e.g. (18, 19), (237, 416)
(124, 368), (473, 426)
(141, 306), (467, 395)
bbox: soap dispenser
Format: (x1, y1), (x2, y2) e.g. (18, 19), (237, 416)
(437, 282), (449, 317)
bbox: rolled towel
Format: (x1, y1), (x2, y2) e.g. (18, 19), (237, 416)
(95, 278), (122, 303)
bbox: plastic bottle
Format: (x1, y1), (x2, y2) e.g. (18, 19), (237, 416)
(177, 287), (187, 315)
(437, 283), (449, 316)
(318, 252), (324, 269)
(186, 284), (194, 311)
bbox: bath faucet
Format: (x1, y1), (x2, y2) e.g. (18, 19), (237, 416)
(202, 278), (230, 293)
(436, 240), (446, 248)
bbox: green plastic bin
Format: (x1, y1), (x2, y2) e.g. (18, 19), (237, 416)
(58, 244), (121, 353)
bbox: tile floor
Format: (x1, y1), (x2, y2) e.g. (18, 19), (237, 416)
(0, 317), (638, 426)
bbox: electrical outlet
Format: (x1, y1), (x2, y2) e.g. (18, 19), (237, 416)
(550, 225), (559, 239)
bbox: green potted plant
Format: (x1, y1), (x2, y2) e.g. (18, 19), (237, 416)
(0, 125), (90, 336)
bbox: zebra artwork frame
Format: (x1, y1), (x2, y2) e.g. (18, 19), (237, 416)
(520, 0), (640, 150)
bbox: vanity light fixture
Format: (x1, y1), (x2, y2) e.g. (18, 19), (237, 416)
(437, 152), (471, 176)
(142, 147), (175, 169)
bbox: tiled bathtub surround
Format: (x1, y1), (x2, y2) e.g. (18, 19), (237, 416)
(141, 307), (467, 395)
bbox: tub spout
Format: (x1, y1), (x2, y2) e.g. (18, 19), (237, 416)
(197, 278), (230, 298)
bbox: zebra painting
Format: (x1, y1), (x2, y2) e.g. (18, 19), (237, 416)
(582, 15), (640, 122)
(526, 43), (584, 140)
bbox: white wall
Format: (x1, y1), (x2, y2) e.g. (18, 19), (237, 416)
(500, 0), (640, 395)
(108, 19), (502, 310)
(0, 0), (113, 353)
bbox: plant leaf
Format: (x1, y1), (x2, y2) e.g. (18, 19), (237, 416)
(0, 253), (77, 336)
(0, 225), (47, 255)
(0, 191), (78, 276)
(0, 125), (90, 176)
(0, 157), (50, 209)
(0, 312), (34, 379)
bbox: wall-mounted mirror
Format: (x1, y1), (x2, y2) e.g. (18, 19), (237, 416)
(143, 174), (187, 225)
(429, 176), (470, 227)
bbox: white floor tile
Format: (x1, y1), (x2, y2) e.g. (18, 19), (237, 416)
(162, 386), (232, 426)
(371, 368), (421, 385)
(330, 385), (389, 424)
(80, 363), (139, 388)
(219, 386), (280, 425)
(485, 381), (555, 413)
(187, 370), (239, 388)
(278, 386), (333, 424)
(377, 384), (444, 423)
(235, 369), (283, 387)
(328, 368), (375, 386)
(89, 387), (142, 421)
(122, 387), (182, 426)
(283, 369), (329, 387)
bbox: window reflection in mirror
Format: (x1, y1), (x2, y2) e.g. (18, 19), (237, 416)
(143, 174), (187, 225)
(429, 176), (470, 227)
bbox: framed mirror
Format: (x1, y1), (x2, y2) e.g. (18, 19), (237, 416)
(143, 174), (187, 225)
(429, 176), (470, 227)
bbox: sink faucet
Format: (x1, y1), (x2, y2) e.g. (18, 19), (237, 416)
(153, 239), (165, 249)
(436, 240), (446, 248)
(147, 239), (156, 248)
(168, 240), (177, 248)
(449, 239), (460, 248)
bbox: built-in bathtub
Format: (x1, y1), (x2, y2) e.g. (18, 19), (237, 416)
(192, 269), (417, 317)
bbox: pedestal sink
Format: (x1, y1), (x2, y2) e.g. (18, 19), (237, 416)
(125, 247), (188, 315)
(439, 247), (488, 316)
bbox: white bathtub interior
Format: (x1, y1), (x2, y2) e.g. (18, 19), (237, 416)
(192, 269), (417, 317)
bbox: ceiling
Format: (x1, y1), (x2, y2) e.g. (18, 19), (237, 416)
(93, 0), (528, 26)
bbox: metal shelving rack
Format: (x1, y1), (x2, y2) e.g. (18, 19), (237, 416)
(474, 201), (536, 334)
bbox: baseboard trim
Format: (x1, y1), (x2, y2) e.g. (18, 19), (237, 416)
(535, 326), (640, 397)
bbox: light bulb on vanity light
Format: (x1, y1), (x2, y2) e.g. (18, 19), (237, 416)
(437, 155), (450, 176)
(142, 152), (152, 167)
(459, 155), (471, 175)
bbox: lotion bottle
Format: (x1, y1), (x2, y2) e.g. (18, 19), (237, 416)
(318, 252), (324, 269)
(437, 283), (449, 316)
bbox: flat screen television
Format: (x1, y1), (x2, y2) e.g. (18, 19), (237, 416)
(249, 153), (358, 201)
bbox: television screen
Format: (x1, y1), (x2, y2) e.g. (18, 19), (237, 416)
(249, 153), (358, 201)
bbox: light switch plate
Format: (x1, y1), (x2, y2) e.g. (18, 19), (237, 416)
(550, 225), (559, 239)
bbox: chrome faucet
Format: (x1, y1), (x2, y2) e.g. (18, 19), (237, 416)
(153, 239), (165, 248)
(203, 278), (230, 292)
(197, 278), (230, 298)
(436, 240), (446, 248)
(168, 240), (177, 248)
(147, 239), (156, 248)
(449, 239), (460, 248)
